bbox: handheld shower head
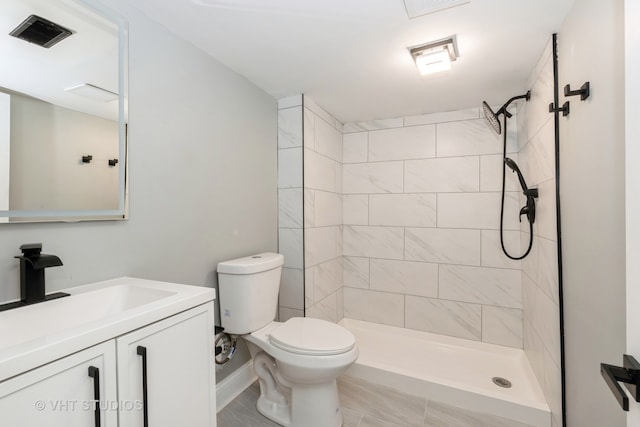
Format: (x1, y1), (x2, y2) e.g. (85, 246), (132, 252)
(504, 157), (530, 193)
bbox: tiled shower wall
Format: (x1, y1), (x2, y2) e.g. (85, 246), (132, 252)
(341, 110), (525, 348)
(277, 96), (305, 321)
(517, 39), (562, 427)
(277, 95), (345, 322)
(303, 98), (344, 322)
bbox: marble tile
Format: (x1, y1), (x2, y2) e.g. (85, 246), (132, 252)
(543, 349), (563, 427)
(304, 96), (342, 131)
(278, 95), (302, 109)
(523, 316), (545, 392)
(533, 285), (561, 367)
(336, 287), (344, 320)
(279, 267), (304, 310)
(404, 108), (480, 126)
(305, 267), (314, 308)
(278, 228), (304, 269)
(405, 157), (479, 193)
(521, 272), (538, 325)
(368, 125), (436, 161)
(479, 154), (520, 192)
(303, 106), (316, 149)
(216, 382), (280, 427)
(405, 295), (482, 341)
(343, 256), (370, 289)
(343, 225), (404, 259)
(278, 306), (303, 322)
(335, 162), (343, 194)
(278, 188), (303, 229)
(481, 230), (522, 270)
(437, 192), (522, 230)
(437, 119), (518, 157)
(369, 193), (436, 227)
(343, 117), (404, 133)
(343, 162), (404, 194)
(341, 407), (364, 427)
(525, 52), (554, 142)
(304, 188), (315, 227)
(520, 119), (555, 187)
(370, 259), (438, 298)
(343, 194), (369, 225)
(314, 257), (343, 303)
(520, 230), (538, 283)
(337, 376), (426, 427)
(343, 132), (368, 163)
(343, 287), (404, 327)
(314, 190), (342, 227)
(482, 306), (523, 348)
(537, 237), (559, 304)
(305, 226), (340, 267)
(304, 148), (337, 192)
(306, 292), (338, 323)
(360, 415), (410, 427)
(405, 228), (481, 266)
(534, 179), (557, 241)
(424, 400), (534, 427)
(277, 147), (302, 189)
(315, 115), (343, 162)
(439, 265), (522, 308)
(277, 106), (302, 149)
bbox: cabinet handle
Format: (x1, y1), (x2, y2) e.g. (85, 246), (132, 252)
(88, 366), (101, 427)
(136, 346), (149, 427)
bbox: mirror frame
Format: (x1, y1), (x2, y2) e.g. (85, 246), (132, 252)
(0, 0), (128, 223)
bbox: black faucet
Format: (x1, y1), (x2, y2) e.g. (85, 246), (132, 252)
(0, 243), (68, 312)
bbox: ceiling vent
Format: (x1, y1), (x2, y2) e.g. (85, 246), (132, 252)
(403, 0), (470, 19)
(9, 15), (73, 49)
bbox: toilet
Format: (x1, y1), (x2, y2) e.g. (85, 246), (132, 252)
(217, 252), (358, 427)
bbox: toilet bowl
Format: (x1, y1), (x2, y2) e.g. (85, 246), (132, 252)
(217, 253), (359, 427)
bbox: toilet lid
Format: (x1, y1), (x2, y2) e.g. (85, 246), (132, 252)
(269, 317), (356, 356)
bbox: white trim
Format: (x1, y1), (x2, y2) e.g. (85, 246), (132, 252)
(216, 360), (257, 412)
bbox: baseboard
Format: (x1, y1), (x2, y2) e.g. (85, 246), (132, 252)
(216, 360), (257, 412)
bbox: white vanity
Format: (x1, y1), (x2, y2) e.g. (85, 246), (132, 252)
(0, 277), (217, 427)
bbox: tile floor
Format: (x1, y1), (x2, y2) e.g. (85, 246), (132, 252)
(217, 375), (534, 427)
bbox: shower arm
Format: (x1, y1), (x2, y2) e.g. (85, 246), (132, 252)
(495, 91), (531, 118)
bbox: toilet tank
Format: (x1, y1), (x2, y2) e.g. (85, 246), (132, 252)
(217, 252), (284, 335)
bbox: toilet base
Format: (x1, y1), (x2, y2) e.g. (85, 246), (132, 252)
(256, 379), (343, 427)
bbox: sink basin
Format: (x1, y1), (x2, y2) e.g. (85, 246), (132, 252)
(0, 277), (215, 381)
(0, 285), (175, 352)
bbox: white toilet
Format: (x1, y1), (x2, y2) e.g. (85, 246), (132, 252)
(217, 252), (358, 427)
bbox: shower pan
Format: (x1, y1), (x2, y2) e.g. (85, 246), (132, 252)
(482, 92), (538, 260)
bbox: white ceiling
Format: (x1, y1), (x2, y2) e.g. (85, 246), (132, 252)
(125, 0), (575, 123)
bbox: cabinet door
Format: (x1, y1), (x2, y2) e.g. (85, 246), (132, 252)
(0, 341), (117, 427)
(117, 303), (216, 427)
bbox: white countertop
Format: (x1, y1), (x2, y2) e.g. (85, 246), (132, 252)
(0, 277), (215, 381)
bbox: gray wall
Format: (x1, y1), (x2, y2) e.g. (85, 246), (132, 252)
(559, 0), (626, 425)
(0, 0), (277, 380)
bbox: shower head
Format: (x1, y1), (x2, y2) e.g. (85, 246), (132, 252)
(482, 101), (501, 135)
(504, 157), (528, 192)
(481, 91), (531, 135)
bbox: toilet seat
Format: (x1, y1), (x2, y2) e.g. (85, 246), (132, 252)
(269, 317), (355, 356)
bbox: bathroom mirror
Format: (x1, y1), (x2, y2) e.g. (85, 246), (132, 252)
(0, 0), (127, 223)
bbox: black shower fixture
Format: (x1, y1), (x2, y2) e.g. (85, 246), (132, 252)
(505, 157), (538, 224)
(481, 91), (537, 260)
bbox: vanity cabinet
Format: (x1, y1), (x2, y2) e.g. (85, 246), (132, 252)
(0, 341), (118, 427)
(117, 304), (216, 427)
(0, 302), (215, 427)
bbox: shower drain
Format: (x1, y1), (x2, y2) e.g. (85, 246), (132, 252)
(492, 377), (512, 388)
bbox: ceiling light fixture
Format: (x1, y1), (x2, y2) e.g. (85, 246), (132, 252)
(409, 37), (458, 75)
